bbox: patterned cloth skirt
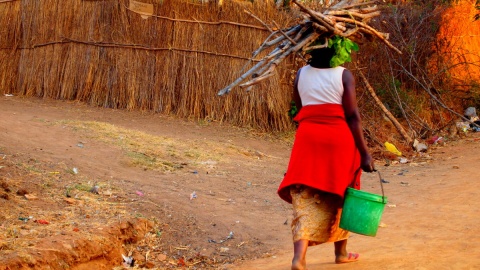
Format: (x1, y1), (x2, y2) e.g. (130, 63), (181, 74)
(290, 185), (349, 246)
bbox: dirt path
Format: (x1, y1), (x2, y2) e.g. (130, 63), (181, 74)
(1, 96), (480, 269)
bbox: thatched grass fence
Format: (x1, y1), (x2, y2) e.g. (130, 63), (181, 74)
(0, 0), (296, 131)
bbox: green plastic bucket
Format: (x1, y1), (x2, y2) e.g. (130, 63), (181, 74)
(339, 187), (387, 237)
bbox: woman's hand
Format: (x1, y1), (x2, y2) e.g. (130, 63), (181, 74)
(361, 153), (375, 172)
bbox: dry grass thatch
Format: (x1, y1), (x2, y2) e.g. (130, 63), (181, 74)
(0, 0), (297, 131)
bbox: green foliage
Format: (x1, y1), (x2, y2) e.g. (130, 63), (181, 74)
(328, 36), (359, 67)
(288, 101), (298, 119)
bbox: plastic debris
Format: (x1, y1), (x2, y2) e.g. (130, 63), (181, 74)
(35, 219), (49, 225)
(427, 136), (443, 145)
(456, 121), (470, 132)
(464, 107), (477, 119)
(90, 186), (99, 194)
(413, 139), (428, 152)
(122, 254), (135, 267)
(208, 231), (234, 244)
(24, 194), (38, 200)
(72, 167), (79, 174)
(190, 191), (197, 200)
(135, 190), (144, 196)
(399, 158), (408, 164)
(76, 143), (84, 148)
(381, 179), (390, 183)
(177, 257), (186, 267)
(4, 94), (14, 97)
(19, 217), (29, 223)
(384, 142), (402, 156)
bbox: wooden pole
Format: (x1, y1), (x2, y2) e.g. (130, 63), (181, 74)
(355, 64), (413, 145)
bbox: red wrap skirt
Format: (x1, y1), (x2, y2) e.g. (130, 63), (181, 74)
(278, 104), (361, 204)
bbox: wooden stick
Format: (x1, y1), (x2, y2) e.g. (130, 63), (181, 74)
(238, 32), (320, 88)
(251, 27), (307, 77)
(302, 37), (328, 51)
(311, 10), (337, 26)
(330, 0), (379, 10)
(244, 9), (274, 33)
(218, 40), (294, 96)
(311, 22), (329, 33)
(123, 4), (268, 31)
(253, 43), (292, 77)
(355, 64), (413, 144)
(260, 42), (292, 64)
(293, 24), (314, 40)
(330, 0), (361, 10)
(356, 6), (379, 13)
(217, 59), (269, 95)
(335, 22), (347, 32)
(271, 32), (319, 66)
(334, 17), (402, 54)
(58, 37), (259, 61)
(340, 26), (360, 38)
(265, 25), (301, 47)
(240, 67), (276, 88)
(293, 0), (342, 35)
(325, 6), (379, 14)
(272, 20), (297, 45)
(357, 26), (389, 40)
(251, 31), (281, 58)
(326, 10), (381, 20)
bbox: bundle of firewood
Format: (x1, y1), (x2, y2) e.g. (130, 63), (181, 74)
(217, 0), (401, 96)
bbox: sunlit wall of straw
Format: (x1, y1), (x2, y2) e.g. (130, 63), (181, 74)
(0, 1), (21, 94)
(0, 0), (296, 131)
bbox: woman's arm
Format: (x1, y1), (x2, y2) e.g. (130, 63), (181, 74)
(342, 69), (375, 172)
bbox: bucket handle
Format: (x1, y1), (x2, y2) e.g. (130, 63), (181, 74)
(376, 170), (387, 204)
(351, 168), (386, 203)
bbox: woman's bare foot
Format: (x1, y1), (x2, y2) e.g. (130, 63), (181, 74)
(292, 239), (308, 270)
(292, 257), (306, 270)
(335, 252), (359, 264)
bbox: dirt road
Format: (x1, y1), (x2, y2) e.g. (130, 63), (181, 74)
(1, 96), (479, 269)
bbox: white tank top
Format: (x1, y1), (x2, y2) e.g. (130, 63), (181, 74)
(297, 65), (345, 105)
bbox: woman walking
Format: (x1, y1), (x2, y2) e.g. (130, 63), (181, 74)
(278, 46), (375, 270)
